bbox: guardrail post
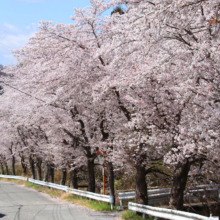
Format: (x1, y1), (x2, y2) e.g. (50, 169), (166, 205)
(120, 199), (123, 207)
(109, 196), (114, 210)
(142, 213), (145, 219)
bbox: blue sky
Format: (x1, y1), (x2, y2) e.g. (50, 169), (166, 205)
(0, 0), (93, 66)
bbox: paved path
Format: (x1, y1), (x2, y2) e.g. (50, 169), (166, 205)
(0, 182), (121, 220)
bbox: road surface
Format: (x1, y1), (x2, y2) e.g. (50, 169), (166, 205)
(0, 181), (120, 220)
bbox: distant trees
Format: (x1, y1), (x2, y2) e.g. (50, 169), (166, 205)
(111, 6), (125, 15)
(0, 64), (5, 94)
(0, 86), (3, 95)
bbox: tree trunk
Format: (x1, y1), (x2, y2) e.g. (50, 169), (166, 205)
(43, 163), (54, 182)
(43, 164), (50, 182)
(87, 159), (95, 192)
(29, 155), (35, 179)
(0, 162), (4, 174)
(217, 188), (220, 219)
(36, 158), (42, 180)
(11, 156), (16, 175)
(69, 169), (78, 189)
(60, 168), (67, 185)
(170, 160), (191, 210)
(135, 164), (148, 205)
(5, 162), (9, 175)
(49, 165), (54, 183)
(108, 161), (115, 205)
(21, 157), (27, 175)
(218, 200), (220, 220)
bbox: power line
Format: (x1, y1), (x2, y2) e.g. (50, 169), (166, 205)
(0, 41), (14, 51)
(0, 80), (96, 120)
(0, 80), (68, 113)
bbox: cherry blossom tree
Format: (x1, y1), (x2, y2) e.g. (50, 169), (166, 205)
(95, 0), (220, 210)
(2, 0), (220, 214)
(4, 0), (119, 192)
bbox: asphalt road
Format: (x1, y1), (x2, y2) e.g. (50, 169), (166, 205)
(0, 181), (121, 220)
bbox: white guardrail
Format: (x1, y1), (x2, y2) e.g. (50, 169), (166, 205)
(118, 184), (218, 207)
(0, 174), (219, 217)
(0, 174), (114, 210)
(118, 188), (171, 206)
(0, 174), (28, 181)
(128, 202), (219, 220)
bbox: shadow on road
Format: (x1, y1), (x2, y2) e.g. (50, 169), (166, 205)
(0, 214), (6, 218)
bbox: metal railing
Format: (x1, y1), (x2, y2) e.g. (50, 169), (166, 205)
(0, 174), (28, 181)
(118, 187), (171, 207)
(0, 174), (114, 209)
(128, 202), (218, 220)
(0, 174), (218, 214)
(118, 185), (218, 207)
(28, 178), (69, 192)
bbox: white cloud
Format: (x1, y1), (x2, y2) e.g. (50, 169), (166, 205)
(3, 54), (14, 59)
(15, 0), (69, 2)
(0, 34), (33, 51)
(4, 23), (20, 32)
(0, 22), (39, 64)
(26, 23), (38, 30)
(16, 0), (44, 2)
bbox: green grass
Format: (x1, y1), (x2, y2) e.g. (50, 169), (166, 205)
(24, 181), (117, 211)
(122, 211), (154, 220)
(0, 178), (25, 185)
(60, 193), (117, 211)
(25, 182), (43, 190)
(88, 200), (116, 211)
(25, 182), (65, 198)
(25, 182), (116, 211)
